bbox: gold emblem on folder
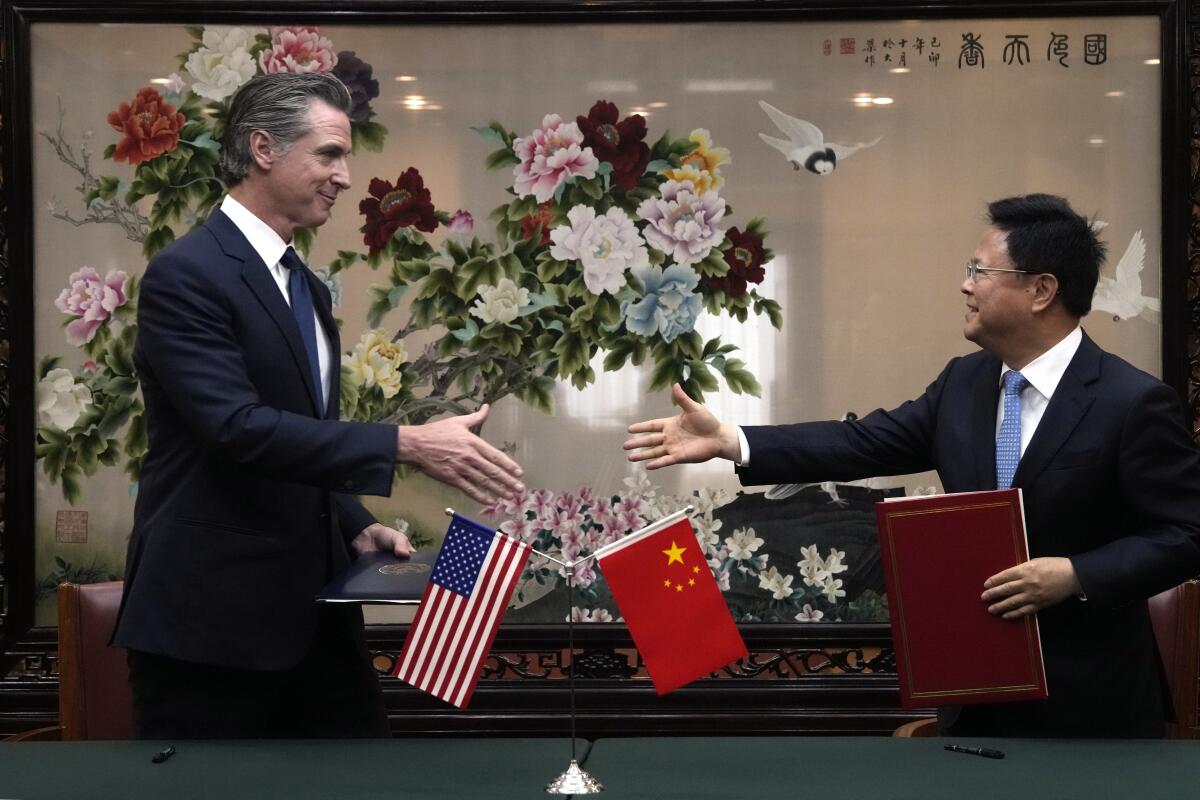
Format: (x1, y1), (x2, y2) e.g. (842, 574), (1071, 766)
(379, 562), (431, 576)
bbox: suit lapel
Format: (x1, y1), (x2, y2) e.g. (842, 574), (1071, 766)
(970, 356), (1003, 489)
(1011, 333), (1099, 488)
(206, 210), (323, 416)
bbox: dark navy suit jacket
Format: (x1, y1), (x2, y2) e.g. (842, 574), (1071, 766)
(113, 209), (397, 671)
(737, 333), (1200, 736)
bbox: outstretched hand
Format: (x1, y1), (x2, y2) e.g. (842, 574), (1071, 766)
(397, 404), (524, 505)
(623, 383), (741, 469)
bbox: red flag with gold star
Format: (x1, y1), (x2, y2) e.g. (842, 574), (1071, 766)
(595, 512), (747, 694)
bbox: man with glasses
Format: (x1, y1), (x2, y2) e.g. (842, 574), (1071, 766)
(624, 193), (1200, 737)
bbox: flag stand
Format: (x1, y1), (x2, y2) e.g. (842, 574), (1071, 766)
(544, 560), (603, 795)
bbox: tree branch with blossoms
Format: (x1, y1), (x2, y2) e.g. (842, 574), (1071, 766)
(41, 100), (150, 243)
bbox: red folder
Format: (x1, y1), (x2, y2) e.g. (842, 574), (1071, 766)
(875, 489), (1047, 708)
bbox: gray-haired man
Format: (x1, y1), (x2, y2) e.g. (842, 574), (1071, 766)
(113, 72), (524, 738)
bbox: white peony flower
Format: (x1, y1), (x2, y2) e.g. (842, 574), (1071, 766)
(470, 278), (530, 324)
(342, 329), (408, 398)
(725, 526), (764, 561)
(549, 204), (649, 295)
(185, 26), (263, 101)
(37, 368), (91, 430)
(758, 566), (794, 600)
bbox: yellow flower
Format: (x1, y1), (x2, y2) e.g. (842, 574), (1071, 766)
(659, 164), (716, 196)
(343, 329), (408, 399)
(676, 128), (730, 190)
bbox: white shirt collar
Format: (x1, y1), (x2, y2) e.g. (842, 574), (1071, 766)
(999, 326), (1083, 400)
(220, 194), (290, 269)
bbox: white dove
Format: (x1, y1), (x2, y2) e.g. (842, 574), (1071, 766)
(757, 100), (882, 175)
(1091, 229), (1160, 321)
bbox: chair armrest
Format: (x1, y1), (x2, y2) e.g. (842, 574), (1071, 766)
(6, 725), (64, 742)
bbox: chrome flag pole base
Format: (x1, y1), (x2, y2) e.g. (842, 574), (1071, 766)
(546, 760), (603, 794)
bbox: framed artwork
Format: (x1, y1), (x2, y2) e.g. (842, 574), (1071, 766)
(2, 0), (1197, 734)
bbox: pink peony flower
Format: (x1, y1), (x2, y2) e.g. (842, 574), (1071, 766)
(55, 267), (128, 346)
(512, 114), (598, 203)
(446, 209), (475, 240)
(259, 26), (337, 74)
(637, 179), (726, 267)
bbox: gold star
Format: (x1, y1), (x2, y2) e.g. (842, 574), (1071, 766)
(663, 540), (687, 566)
(688, 578), (696, 587)
(692, 565), (700, 574)
(663, 579), (671, 588)
(675, 584), (683, 592)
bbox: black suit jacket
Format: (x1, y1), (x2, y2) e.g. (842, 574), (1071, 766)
(737, 333), (1200, 736)
(113, 209), (397, 670)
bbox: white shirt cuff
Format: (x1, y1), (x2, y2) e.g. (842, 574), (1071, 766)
(736, 426), (750, 467)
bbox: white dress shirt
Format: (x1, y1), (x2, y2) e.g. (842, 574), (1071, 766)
(995, 326), (1082, 457)
(220, 195), (333, 410)
(735, 326), (1083, 466)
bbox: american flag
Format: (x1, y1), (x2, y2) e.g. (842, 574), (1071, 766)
(393, 514), (530, 708)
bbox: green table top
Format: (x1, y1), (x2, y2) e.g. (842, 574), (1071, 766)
(0, 738), (590, 800)
(2, 736), (1198, 799)
(583, 736), (1200, 800)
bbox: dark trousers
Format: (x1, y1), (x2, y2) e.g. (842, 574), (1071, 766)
(127, 608), (388, 739)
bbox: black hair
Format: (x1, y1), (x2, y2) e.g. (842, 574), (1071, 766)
(986, 193), (1106, 317)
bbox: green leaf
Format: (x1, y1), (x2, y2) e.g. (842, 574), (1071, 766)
(551, 330), (589, 375)
(188, 131), (221, 152)
(602, 338), (636, 372)
(351, 120), (387, 154)
(413, 267), (457, 300)
(445, 238), (470, 266)
(471, 123), (512, 148)
(648, 356), (684, 391)
(645, 159), (670, 173)
(516, 370), (556, 413)
(485, 147), (520, 171)
(755, 297), (784, 329)
(124, 413), (148, 459)
(60, 465), (83, 506)
(143, 225), (176, 260)
(684, 361), (719, 393)
(454, 257), (504, 300)
(451, 318), (480, 342)
(103, 143), (116, 160)
(721, 358), (763, 397)
(676, 330), (703, 361)
(292, 227), (315, 258)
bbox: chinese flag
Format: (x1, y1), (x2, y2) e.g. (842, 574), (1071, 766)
(596, 515), (747, 694)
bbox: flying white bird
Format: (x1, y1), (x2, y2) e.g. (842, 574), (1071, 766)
(757, 100), (882, 175)
(1091, 229), (1160, 321)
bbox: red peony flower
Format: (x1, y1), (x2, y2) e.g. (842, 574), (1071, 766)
(576, 100), (650, 190)
(358, 168), (438, 256)
(519, 201), (556, 245)
(106, 87), (186, 165)
(704, 227), (767, 298)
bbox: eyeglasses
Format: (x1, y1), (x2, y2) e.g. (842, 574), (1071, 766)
(964, 259), (1032, 283)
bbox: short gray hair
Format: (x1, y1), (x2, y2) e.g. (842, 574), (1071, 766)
(220, 72), (352, 186)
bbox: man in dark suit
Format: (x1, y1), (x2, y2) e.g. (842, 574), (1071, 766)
(624, 194), (1200, 737)
(113, 73), (525, 739)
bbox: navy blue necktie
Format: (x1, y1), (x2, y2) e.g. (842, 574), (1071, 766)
(995, 370), (1029, 489)
(281, 247), (324, 410)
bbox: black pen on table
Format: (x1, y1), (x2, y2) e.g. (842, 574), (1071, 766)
(944, 744), (1005, 759)
(152, 745), (176, 764)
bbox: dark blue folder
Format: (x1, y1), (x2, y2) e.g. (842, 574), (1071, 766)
(315, 550), (436, 604)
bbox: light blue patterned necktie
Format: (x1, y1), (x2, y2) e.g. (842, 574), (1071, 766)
(995, 370), (1029, 489)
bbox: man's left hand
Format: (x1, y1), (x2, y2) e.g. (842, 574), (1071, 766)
(981, 557), (1081, 620)
(352, 522), (414, 558)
